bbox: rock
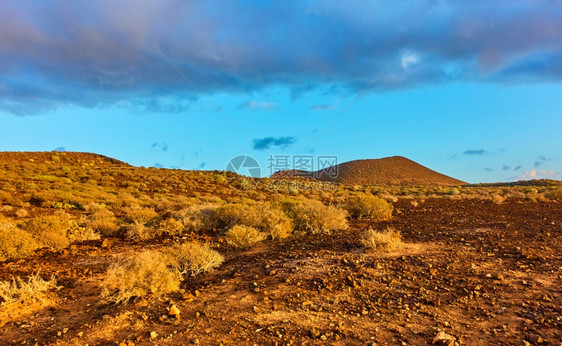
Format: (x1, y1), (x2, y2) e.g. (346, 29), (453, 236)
(527, 334), (543, 344)
(150, 331), (158, 339)
(169, 305), (181, 318)
(432, 331), (456, 345)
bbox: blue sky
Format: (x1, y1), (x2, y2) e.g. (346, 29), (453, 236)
(1, 1), (561, 183)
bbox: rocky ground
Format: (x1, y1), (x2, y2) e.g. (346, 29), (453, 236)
(1, 198), (561, 345)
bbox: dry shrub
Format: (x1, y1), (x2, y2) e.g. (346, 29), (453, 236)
(549, 187), (562, 200)
(491, 194), (505, 204)
(125, 222), (161, 240)
(88, 209), (119, 236)
(225, 225), (265, 250)
(214, 202), (292, 239)
(66, 220), (100, 243)
(0, 272), (58, 305)
(0, 205), (13, 213)
(166, 242), (224, 276)
(101, 251), (181, 304)
(15, 208), (29, 218)
(380, 194), (399, 203)
(125, 207), (159, 224)
(345, 194), (393, 220)
(20, 214), (71, 250)
(0, 217), (39, 261)
(282, 199), (348, 234)
(177, 203), (219, 232)
(159, 218), (185, 236)
(361, 227), (403, 250)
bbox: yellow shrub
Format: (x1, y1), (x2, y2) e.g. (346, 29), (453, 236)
(0, 272), (58, 305)
(361, 227), (403, 249)
(283, 199), (348, 234)
(166, 242), (224, 276)
(491, 194), (505, 204)
(87, 209), (119, 236)
(0, 217), (39, 261)
(101, 251), (181, 304)
(159, 218), (185, 236)
(67, 220), (100, 243)
(225, 225), (265, 249)
(125, 222), (162, 240)
(125, 207), (159, 224)
(177, 203), (219, 232)
(20, 214), (71, 250)
(345, 194), (393, 220)
(213, 202), (292, 239)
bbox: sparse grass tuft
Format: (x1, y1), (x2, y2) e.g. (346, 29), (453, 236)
(345, 194), (393, 220)
(225, 225), (265, 249)
(166, 242), (224, 276)
(361, 227), (403, 250)
(101, 251), (181, 304)
(0, 272), (58, 305)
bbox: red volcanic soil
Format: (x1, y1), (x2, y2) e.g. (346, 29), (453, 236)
(272, 156), (465, 186)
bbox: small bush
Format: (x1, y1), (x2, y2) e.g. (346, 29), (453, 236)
(66, 220), (100, 243)
(0, 272), (58, 305)
(214, 202), (292, 239)
(125, 222), (162, 240)
(177, 203), (219, 232)
(159, 218), (185, 236)
(101, 251), (181, 304)
(15, 208), (29, 218)
(88, 209), (119, 236)
(361, 227), (403, 250)
(282, 199), (348, 234)
(548, 187), (562, 200)
(166, 242), (224, 276)
(225, 225), (265, 249)
(345, 194), (393, 220)
(0, 217), (39, 261)
(491, 194), (505, 204)
(124, 206), (159, 224)
(20, 214), (71, 250)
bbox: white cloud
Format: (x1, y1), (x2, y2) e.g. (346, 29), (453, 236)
(241, 100), (277, 110)
(516, 169), (562, 180)
(401, 53), (420, 70)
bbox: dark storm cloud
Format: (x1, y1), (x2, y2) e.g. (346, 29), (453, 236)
(253, 136), (296, 150)
(1, 1), (562, 114)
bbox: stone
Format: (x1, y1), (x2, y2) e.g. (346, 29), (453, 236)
(169, 305), (181, 318)
(432, 331), (456, 345)
(527, 334), (543, 344)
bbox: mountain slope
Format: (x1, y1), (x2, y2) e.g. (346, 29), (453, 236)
(272, 156), (465, 186)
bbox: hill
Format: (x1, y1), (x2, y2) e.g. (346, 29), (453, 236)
(272, 156), (465, 186)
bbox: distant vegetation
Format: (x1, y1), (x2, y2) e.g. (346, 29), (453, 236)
(0, 151), (561, 303)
